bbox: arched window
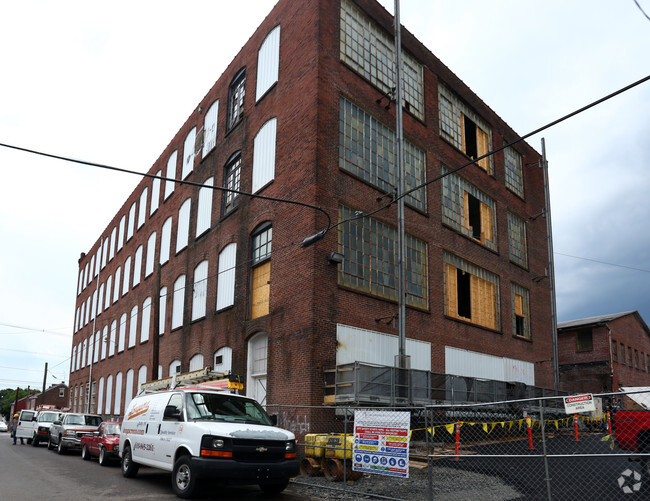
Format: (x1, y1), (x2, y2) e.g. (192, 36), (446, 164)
(138, 365), (147, 394)
(176, 199), (191, 253)
(145, 232), (156, 277)
(247, 333), (268, 406)
(127, 202), (136, 240)
(128, 305), (138, 348)
(159, 286), (167, 335)
(141, 297), (152, 343)
(133, 245), (143, 288)
(97, 377), (105, 415)
(182, 127), (196, 179)
(114, 372), (123, 415)
(104, 375), (113, 415)
(250, 223), (272, 319)
(138, 187), (148, 229)
(118, 215), (126, 251)
(196, 177), (213, 237)
(109, 320), (117, 357)
(160, 217), (172, 264)
(227, 68), (246, 129)
(164, 150), (177, 200)
(169, 360), (181, 377)
(172, 275), (186, 330)
(124, 369), (134, 412)
(252, 118), (277, 193)
(151, 170), (161, 215)
(118, 313), (127, 352)
(122, 256), (132, 296)
(222, 152), (241, 215)
(256, 25), (281, 100)
(189, 353), (204, 372)
(214, 347), (232, 373)
(217, 243), (237, 310)
(192, 261), (209, 321)
(202, 100), (219, 157)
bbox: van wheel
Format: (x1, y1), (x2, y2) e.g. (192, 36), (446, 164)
(26, 438), (33, 445)
(99, 447), (108, 466)
(81, 444), (90, 460)
(31, 434), (39, 447)
(122, 444), (139, 478)
(259, 480), (289, 495)
(172, 455), (198, 499)
(57, 438), (65, 455)
(47, 436), (54, 450)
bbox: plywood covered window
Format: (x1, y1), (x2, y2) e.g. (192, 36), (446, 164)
(227, 68), (246, 130)
(223, 152), (241, 215)
(340, 0), (424, 119)
(164, 151), (177, 200)
(202, 100), (219, 157)
(217, 243), (237, 311)
(338, 205), (428, 308)
(252, 118), (277, 193)
(196, 177), (213, 237)
(444, 252), (499, 330)
(511, 283), (530, 339)
(441, 168), (496, 250)
(256, 26), (280, 100)
(340, 98), (426, 211)
(507, 212), (528, 268)
(250, 223), (272, 319)
(505, 147), (524, 198)
(176, 198), (191, 253)
(438, 84), (493, 174)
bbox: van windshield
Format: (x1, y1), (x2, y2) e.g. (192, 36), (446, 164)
(186, 393), (272, 425)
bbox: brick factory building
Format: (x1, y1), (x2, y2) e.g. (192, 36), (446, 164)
(68, 0), (557, 417)
(558, 311), (650, 395)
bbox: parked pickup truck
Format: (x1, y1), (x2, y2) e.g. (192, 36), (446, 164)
(48, 413), (103, 454)
(613, 409), (650, 475)
(81, 421), (121, 466)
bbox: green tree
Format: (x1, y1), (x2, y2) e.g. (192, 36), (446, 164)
(0, 388), (33, 419)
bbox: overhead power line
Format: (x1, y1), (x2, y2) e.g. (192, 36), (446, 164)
(555, 252), (650, 273)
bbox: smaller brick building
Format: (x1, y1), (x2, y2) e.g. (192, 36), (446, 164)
(557, 311), (650, 394)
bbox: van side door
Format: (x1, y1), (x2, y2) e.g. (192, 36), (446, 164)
(16, 410), (37, 440)
(157, 393), (185, 468)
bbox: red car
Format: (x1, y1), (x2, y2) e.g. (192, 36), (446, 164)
(80, 421), (121, 466)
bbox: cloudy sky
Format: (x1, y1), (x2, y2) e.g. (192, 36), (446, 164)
(1, 0), (649, 393)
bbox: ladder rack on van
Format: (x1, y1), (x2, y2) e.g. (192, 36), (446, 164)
(139, 367), (244, 393)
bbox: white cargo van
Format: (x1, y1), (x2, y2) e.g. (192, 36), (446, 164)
(119, 388), (298, 498)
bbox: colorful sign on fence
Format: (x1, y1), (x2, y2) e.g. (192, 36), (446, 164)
(353, 410), (410, 478)
(563, 394), (596, 414)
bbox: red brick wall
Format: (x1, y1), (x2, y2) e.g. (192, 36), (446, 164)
(69, 0), (555, 417)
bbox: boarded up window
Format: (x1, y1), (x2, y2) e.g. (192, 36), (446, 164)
(576, 329), (593, 351)
(512, 283), (530, 339)
(251, 261), (271, 319)
(444, 252), (499, 330)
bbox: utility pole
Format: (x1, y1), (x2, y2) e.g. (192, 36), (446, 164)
(541, 139), (559, 391)
(41, 362), (48, 406)
(393, 0), (410, 397)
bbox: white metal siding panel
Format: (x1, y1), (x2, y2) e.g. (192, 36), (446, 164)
(138, 188), (148, 229)
(133, 246), (143, 288)
(217, 243), (236, 310)
(160, 217), (172, 264)
(164, 151), (177, 199)
(151, 171), (161, 215)
(445, 346), (534, 385)
(335, 324), (431, 370)
(182, 127), (196, 179)
(141, 297), (151, 343)
(127, 202), (136, 240)
(256, 25), (281, 101)
(252, 118), (277, 193)
(172, 275), (185, 330)
(192, 261), (208, 321)
(196, 177), (213, 237)
(202, 101), (218, 157)
(214, 347), (233, 372)
(176, 199), (191, 252)
(128, 305), (138, 348)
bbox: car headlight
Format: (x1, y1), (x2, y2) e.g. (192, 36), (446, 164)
(285, 440), (295, 452)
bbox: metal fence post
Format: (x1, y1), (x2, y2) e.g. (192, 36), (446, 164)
(539, 398), (552, 501)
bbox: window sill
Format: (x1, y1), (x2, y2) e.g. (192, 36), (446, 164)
(512, 334), (532, 343)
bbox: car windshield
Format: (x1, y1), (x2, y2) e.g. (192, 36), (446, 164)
(67, 415), (85, 425)
(105, 423), (121, 435)
(39, 412), (59, 423)
(85, 416), (102, 426)
(186, 393), (272, 425)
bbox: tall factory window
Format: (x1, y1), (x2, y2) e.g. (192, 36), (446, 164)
(511, 283), (530, 339)
(202, 100), (219, 157)
(217, 243), (237, 310)
(196, 177), (213, 237)
(507, 212), (528, 268)
(176, 198), (191, 253)
(250, 223), (272, 319)
(172, 275), (186, 330)
(223, 152), (241, 215)
(256, 25), (280, 101)
(252, 118), (277, 193)
(182, 127), (196, 179)
(227, 68), (246, 130)
(576, 329), (593, 351)
(164, 151), (177, 200)
(192, 261), (209, 321)
(505, 147), (524, 197)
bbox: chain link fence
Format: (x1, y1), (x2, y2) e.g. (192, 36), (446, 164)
(268, 389), (650, 500)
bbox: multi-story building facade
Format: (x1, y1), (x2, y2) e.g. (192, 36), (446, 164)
(68, 0), (555, 418)
(558, 311), (650, 395)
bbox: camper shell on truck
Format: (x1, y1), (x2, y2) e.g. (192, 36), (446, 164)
(119, 378), (298, 498)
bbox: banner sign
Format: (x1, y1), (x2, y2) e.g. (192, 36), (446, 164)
(353, 410), (410, 478)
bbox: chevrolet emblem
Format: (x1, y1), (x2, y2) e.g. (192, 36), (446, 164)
(256, 446), (268, 452)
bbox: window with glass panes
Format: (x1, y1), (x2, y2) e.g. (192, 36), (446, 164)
(337, 205), (428, 308)
(223, 153), (241, 215)
(228, 69), (246, 129)
(251, 223), (272, 319)
(339, 98), (426, 211)
(505, 147), (524, 197)
(507, 212), (528, 268)
(511, 283), (530, 338)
